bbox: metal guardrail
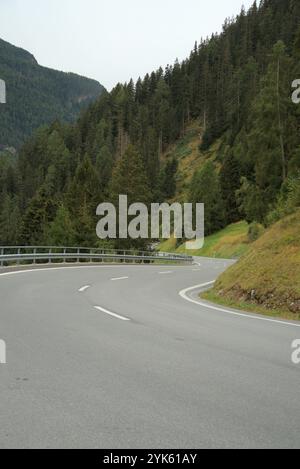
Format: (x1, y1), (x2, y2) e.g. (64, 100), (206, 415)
(0, 246), (193, 267)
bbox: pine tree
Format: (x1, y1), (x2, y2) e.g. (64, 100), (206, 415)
(45, 204), (76, 246)
(190, 162), (226, 235)
(0, 194), (20, 245)
(220, 152), (241, 224)
(242, 40), (291, 221)
(159, 158), (178, 200)
(110, 144), (151, 206)
(20, 187), (57, 245)
(110, 144), (152, 249)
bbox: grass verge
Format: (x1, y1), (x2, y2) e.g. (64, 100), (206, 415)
(203, 210), (300, 320)
(159, 221), (249, 259)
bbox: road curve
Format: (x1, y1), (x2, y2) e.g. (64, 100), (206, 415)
(0, 258), (299, 449)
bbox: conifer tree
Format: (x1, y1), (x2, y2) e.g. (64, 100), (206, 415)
(110, 144), (151, 206)
(220, 153), (241, 224)
(45, 204), (76, 246)
(190, 162), (226, 235)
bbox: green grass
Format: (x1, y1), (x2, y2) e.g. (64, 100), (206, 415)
(159, 221), (249, 259)
(205, 210), (300, 319)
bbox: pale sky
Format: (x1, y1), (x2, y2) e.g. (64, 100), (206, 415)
(0, 0), (254, 90)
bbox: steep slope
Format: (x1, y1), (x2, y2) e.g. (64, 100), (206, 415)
(0, 38), (105, 148)
(159, 221), (249, 259)
(204, 211), (300, 319)
(161, 121), (221, 202)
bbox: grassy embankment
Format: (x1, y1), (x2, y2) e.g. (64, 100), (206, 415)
(159, 221), (249, 259)
(203, 211), (300, 320)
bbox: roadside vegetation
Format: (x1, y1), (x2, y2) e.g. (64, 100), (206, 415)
(203, 209), (300, 320)
(159, 221), (249, 259)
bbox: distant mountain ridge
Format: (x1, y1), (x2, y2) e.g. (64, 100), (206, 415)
(0, 38), (105, 148)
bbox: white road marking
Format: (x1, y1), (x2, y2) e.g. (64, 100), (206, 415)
(78, 285), (90, 292)
(0, 265), (131, 277)
(179, 282), (300, 328)
(111, 276), (129, 281)
(94, 306), (130, 321)
(192, 269), (201, 272)
(159, 271), (173, 275)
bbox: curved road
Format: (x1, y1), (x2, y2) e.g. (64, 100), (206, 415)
(0, 258), (300, 449)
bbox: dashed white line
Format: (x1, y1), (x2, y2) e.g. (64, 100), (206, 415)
(78, 285), (90, 292)
(94, 306), (130, 321)
(179, 282), (300, 328)
(111, 276), (129, 281)
(159, 271), (173, 275)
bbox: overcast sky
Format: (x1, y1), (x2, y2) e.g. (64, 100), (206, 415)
(0, 0), (254, 90)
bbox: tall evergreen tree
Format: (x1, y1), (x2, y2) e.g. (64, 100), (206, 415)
(190, 162), (226, 235)
(220, 153), (241, 224)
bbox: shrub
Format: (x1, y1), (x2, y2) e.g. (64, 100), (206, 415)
(266, 173), (300, 226)
(247, 222), (265, 242)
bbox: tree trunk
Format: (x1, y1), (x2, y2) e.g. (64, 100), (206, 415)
(277, 57), (286, 181)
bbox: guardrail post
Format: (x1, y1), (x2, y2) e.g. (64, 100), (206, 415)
(33, 248), (36, 265)
(49, 248), (52, 264)
(0, 248), (3, 267)
(77, 248), (80, 264)
(16, 248), (21, 265)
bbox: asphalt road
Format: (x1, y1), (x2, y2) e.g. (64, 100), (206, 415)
(0, 258), (300, 449)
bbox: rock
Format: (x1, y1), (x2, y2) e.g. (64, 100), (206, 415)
(288, 301), (300, 314)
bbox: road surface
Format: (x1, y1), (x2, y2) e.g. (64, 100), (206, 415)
(0, 258), (299, 449)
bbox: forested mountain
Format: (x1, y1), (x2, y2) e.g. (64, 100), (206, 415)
(0, 38), (105, 148)
(1, 0), (300, 248)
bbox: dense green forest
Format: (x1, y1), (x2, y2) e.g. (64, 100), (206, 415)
(1, 0), (300, 248)
(0, 38), (105, 148)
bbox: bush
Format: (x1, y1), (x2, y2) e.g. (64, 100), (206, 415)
(247, 222), (264, 242)
(266, 173), (300, 226)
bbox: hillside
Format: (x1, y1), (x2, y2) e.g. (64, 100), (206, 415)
(157, 121), (247, 258)
(159, 221), (250, 259)
(1, 0), (300, 252)
(161, 121), (222, 202)
(203, 211), (300, 320)
(0, 38), (105, 148)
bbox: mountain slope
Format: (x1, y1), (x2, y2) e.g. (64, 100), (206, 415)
(0, 38), (105, 148)
(1, 0), (300, 250)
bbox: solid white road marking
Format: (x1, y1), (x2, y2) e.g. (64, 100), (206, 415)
(159, 271), (173, 275)
(179, 282), (300, 328)
(0, 265), (131, 278)
(78, 285), (90, 292)
(94, 306), (130, 321)
(111, 277), (129, 281)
